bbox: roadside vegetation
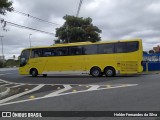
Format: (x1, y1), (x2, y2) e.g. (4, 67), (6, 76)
(0, 59), (19, 68)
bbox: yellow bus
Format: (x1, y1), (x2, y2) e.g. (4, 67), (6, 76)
(19, 39), (143, 77)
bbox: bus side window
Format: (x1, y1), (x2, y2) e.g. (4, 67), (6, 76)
(31, 49), (37, 58)
(126, 41), (139, 52)
(115, 42), (126, 53)
(82, 45), (98, 55)
(98, 44), (114, 54)
(31, 49), (43, 58)
(69, 46), (82, 55)
(43, 49), (51, 57)
(51, 49), (56, 56)
(56, 47), (68, 56)
(42, 48), (56, 57)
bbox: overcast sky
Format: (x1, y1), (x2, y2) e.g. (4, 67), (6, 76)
(0, 0), (160, 59)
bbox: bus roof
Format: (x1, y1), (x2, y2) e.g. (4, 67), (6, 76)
(22, 38), (142, 50)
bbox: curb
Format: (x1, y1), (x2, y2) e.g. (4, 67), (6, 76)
(0, 87), (10, 98)
(141, 71), (160, 75)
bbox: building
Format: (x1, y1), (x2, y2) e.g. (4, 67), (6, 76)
(153, 45), (160, 53)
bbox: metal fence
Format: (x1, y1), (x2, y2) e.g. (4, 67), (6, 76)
(143, 54), (160, 71)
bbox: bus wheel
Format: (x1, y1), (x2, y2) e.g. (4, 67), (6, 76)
(90, 67), (102, 77)
(31, 69), (38, 77)
(104, 67), (115, 77)
(43, 74), (47, 77)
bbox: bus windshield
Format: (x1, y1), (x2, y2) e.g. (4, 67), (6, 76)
(20, 49), (30, 67)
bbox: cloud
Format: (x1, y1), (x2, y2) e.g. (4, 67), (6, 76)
(0, 0), (160, 59)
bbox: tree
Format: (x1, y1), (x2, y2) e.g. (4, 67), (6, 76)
(0, 61), (3, 68)
(0, 0), (13, 30)
(5, 59), (19, 67)
(55, 15), (102, 43)
(149, 50), (154, 54)
(0, 0), (13, 15)
(13, 55), (15, 60)
(143, 51), (148, 54)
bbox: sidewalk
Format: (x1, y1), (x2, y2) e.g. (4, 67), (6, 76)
(141, 71), (160, 75)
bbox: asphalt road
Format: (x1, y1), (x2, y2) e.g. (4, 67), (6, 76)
(0, 68), (160, 120)
(0, 68), (154, 85)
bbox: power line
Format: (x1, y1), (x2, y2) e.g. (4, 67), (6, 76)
(3, 20), (55, 36)
(76, 0), (83, 17)
(14, 10), (60, 26)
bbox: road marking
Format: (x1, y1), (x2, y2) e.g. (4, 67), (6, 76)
(0, 78), (126, 86)
(10, 84), (24, 88)
(88, 85), (99, 91)
(72, 90), (77, 92)
(57, 87), (61, 90)
(25, 88), (29, 91)
(0, 79), (107, 86)
(0, 79), (8, 83)
(0, 84), (44, 104)
(0, 84), (138, 106)
(86, 86), (90, 88)
(45, 85), (72, 97)
(106, 85), (111, 88)
(0, 79), (13, 84)
(29, 96), (36, 99)
(0, 83), (11, 87)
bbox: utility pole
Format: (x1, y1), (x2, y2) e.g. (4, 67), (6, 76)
(76, 0), (84, 17)
(0, 36), (4, 59)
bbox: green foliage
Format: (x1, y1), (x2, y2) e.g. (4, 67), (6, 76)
(143, 51), (148, 54)
(149, 50), (154, 54)
(0, 0), (13, 31)
(0, 61), (4, 68)
(13, 55), (15, 60)
(0, 58), (19, 68)
(55, 15), (102, 43)
(0, 0), (13, 15)
(5, 59), (19, 67)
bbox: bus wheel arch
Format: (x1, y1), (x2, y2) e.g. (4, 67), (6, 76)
(30, 68), (38, 77)
(104, 66), (116, 77)
(90, 66), (102, 77)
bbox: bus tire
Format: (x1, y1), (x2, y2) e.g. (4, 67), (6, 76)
(104, 67), (115, 77)
(31, 69), (38, 77)
(90, 67), (102, 77)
